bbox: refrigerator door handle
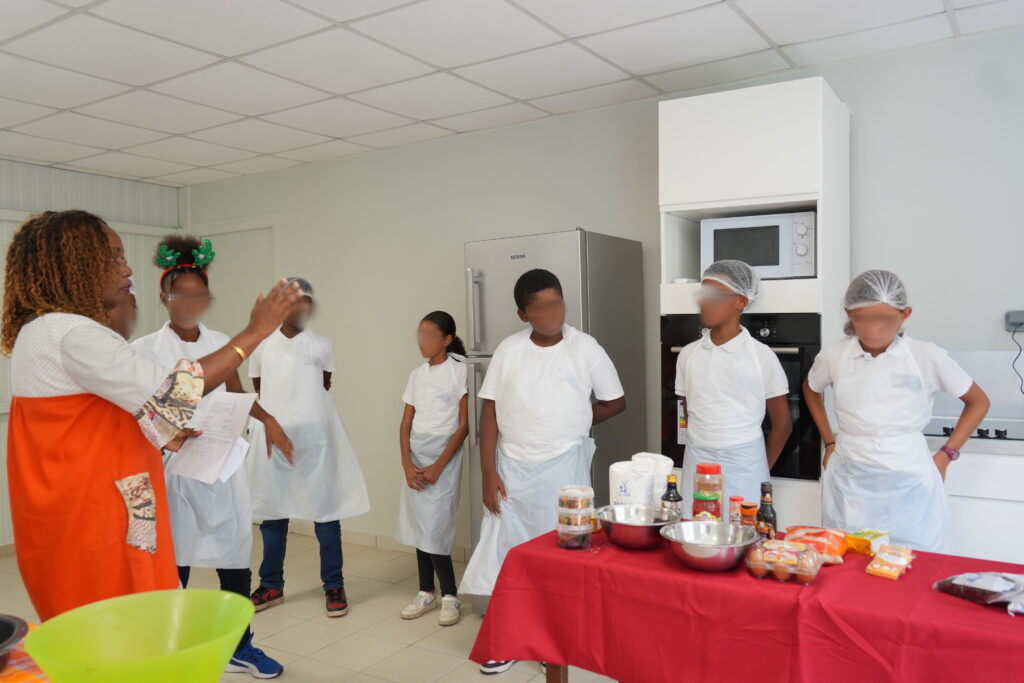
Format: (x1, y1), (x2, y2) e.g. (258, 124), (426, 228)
(465, 267), (482, 352)
(467, 362), (481, 446)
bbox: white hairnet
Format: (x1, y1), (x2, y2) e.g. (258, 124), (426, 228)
(287, 277), (314, 300)
(843, 270), (907, 311)
(702, 260), (762, 310)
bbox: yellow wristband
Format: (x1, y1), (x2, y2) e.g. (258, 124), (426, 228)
(231, 345), (247, 361)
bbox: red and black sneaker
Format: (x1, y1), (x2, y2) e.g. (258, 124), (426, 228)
(251, 585), (284, 612)
(325, 587), (349, 618)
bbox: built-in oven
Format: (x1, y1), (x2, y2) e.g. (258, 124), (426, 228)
(660, 312), (822, 481)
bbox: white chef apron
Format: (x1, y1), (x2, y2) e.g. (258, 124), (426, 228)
(681, 332), (770, 513)
(821, 340), (953, 553)
(133, 322), (252, 569)
(395, 430), (464, 556)
(459, 438), (595, 597)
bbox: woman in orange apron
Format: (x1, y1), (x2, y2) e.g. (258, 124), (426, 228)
(2, 210), (301, 621)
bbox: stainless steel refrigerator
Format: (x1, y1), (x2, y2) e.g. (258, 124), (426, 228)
(463, 228), (646, 599)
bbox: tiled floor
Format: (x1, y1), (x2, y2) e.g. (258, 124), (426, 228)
(0, 533), (615, 683)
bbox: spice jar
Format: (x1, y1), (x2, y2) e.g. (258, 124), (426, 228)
(692, 463), (724, 522)
(729, 496), (744, 525)
(740, 501), (758, 527)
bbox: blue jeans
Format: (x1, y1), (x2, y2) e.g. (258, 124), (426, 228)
(258, 519), (344, 591)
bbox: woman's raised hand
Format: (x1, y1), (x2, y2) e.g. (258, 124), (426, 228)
(248, 279), (302, 338)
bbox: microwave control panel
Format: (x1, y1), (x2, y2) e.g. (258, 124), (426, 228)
(791, 211), (816, 277)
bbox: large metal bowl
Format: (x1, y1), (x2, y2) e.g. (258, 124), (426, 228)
(596, 504), (681, 550)
(660, 521), (758, 571)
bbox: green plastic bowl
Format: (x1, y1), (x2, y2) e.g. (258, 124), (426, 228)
(25, 589), (253, 683)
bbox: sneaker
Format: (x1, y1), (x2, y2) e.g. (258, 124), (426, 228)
(479, 660), (517, 675)
(225, 632), (283, 679)
(250, 586), (283, 612)
(400, 591), (437, 620)
(325, 587), (349, 617)
(438, 595), (461, 626)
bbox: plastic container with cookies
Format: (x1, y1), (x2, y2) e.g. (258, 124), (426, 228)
(558, 485), (594, 510)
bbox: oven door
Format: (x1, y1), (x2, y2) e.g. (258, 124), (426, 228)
(701, 216), (794, 279)
(764, 344), (821, 480)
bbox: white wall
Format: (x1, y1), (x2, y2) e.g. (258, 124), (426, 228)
(187, 27), (1024, 545)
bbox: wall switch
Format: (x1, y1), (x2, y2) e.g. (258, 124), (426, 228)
(1006, 311), (1024, 331)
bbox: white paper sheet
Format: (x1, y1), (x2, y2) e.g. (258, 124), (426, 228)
(167, 392), (257, 484)
(218, 437), (250, 483)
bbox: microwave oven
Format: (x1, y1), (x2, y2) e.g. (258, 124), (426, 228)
(700, 211), (815, 279)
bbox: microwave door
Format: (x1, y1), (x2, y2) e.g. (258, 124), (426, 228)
(701, 215), (795, 279)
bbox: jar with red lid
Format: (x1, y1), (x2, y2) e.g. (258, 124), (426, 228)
(692, 462), (724, 522)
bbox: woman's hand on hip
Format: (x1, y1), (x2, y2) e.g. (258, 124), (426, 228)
(933, 451), (951, 481)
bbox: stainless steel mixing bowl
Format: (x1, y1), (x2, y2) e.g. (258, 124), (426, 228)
(660, 521), (758, 571)
(596, 504), (681, 550)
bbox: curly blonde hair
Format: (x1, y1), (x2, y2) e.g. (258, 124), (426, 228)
(2, 210), (114, 354)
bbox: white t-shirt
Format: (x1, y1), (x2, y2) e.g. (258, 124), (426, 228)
(808, 334), (973, 436)
(479, 325), (624, 464)
(674, 327), (788, 447)
(402, 355), (468, 437)
(11, 313), (169, 412)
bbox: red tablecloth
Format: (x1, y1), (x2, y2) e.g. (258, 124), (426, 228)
(470, 532), (1024, 683)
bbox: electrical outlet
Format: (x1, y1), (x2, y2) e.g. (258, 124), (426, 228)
(1006, 311), (1024, 331)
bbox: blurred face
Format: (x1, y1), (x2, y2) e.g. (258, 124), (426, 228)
(417, 320), (452, 359)
(101, 225), (133, 310)
(285, 295), (313, 329)
(846, 303), (912, 349)
(696, 279), (746, 328)
(161, 272), (211, 328)
(517, 288), (566, 338)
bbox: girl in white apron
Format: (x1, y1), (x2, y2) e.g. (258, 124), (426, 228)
(675, 260), (792, 511)
(804, 270), (989, 553)
(133, 235), (295, 679)
(396, 311), (469, 627)
(247, 278), (370, 619)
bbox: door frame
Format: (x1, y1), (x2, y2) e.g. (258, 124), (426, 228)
(187, 211), (283, 284)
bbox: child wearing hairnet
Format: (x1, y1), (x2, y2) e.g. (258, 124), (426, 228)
(246, 277), (370, 618)
(803, 270), (988, 552)
(674, 260), (792, 512)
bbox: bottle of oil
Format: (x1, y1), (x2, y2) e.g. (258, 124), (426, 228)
(661, 474), (683, 517)
(756, 481), (777, 541)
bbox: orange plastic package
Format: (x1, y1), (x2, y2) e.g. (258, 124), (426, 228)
(866, 545), (916, 580)
(785, 526), (847, 565)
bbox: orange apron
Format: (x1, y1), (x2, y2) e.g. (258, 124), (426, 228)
(8, 393), (179, 621)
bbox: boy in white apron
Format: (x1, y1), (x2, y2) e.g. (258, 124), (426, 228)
(804, 270), (989, 552)
(675, 260), (792, 510)
(396, 311), (468, 627)
(460, 269), (626, 675)
(247, 278), (370, 618)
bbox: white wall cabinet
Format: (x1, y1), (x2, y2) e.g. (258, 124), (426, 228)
(659, 78), (825, 209)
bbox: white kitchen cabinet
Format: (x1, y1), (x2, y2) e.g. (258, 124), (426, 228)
(927, 436), (1024, 564)
(659, 78), (827, 209)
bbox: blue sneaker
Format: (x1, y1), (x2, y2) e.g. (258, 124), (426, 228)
(225, 632), (283, 679)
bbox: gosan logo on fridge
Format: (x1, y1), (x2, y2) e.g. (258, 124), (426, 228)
(509, 253), (526, 260)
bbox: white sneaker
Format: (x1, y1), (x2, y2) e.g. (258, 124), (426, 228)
(400, 591), (437, 620)
(438, 595), (461, 626)
(479, 660), (516, 675)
